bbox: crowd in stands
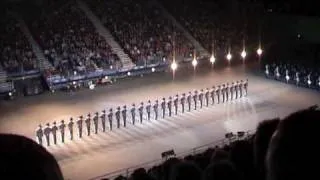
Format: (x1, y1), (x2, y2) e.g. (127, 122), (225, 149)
(160, 0), (255, 57)
(1, 106), (319, 180)
(31, 4), (121, 77)
(0, 17), (38, 74)
(85, 0), (194, 66)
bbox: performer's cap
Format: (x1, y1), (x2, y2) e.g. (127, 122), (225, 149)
(61, 120), (64, 123)
(47, 123), (50, 126)
(102, 110), (106, 113)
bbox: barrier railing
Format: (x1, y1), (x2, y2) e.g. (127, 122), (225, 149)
(90, 130), (254, 180)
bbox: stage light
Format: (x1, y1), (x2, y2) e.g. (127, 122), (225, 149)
(171, 61), (177, 71)
(241, 50), (247, 59)
(151, 67), (155, 72)
(226, 53), (232, 61)
(89, 84), (95, 90)
(192, 58), (198, 67)
(72, 81), (76, 85)
(127, 72), (131, 76)
(73, 71), (77, 75)
(210, 54), (215, 64)
(257, 48), (263, 56)
(8, 92), (12, 97)
(104, 76), (109, 80)
(110, 65), (113, 69)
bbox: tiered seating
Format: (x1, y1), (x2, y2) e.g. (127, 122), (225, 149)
(0, 17), (38, 74)
(31, 4), (121, 77)
(85, 0), (194, 66)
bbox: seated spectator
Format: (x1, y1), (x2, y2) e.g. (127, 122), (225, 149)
(160, 158), (181, 180)
(253, 118), (280, 180)
(266, 106), (320, 180)
(0, 134), (63, 180)
(203, 160), (241, 180)
(131, 168), (155, 180)
(210, 148), (229, 163)
(170, 162), (202, 180)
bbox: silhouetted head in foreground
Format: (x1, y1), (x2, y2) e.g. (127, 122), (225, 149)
(266, 106), (320, 180)
(0, 134), (63, 180)
(170, 162), (202, 180)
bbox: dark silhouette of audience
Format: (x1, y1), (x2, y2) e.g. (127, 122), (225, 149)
(0, 134), (63, 180)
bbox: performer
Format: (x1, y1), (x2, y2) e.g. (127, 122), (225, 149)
(199, 89), (204, 108)
(205, 88), (209, 106)
(153, 100), (159, 120)
(275, 66), (280, 79)
(235, 82), (239, 99)
(210, 86), (215, 105)
(36, 124), (44, 145)
(226, 83), (229, 101)
(101, 110), (106, 132)
(51, 122), (58, 145)
(187, 92), (192, 111)
(193, 90), (198, 110)
(173, 95), (178, 115)
(122, 106), (127, 127)
(161, 98), (166, 118)
(68, 118), (74, 140)
(168, 96), (172, 117)
(131, 104), (136, 125)
(146, 100), (151, 120)
(108, 108), (113, 130)
(85, 114), (91, 135)
(285, 69), (290, 83)
(239, 80), (243, 98)
(295, 72), (300, 86)
(116, 107), (121, 128)
(139, 102), (144, 123)
(93, 112), (99, 134)
(181, 93), (185, 113)
(230, 82), (234, 100)
(216, 86), (221, 104)
(77, 116), (83, 138)
(44, 123), (51, 146)
(244, 79), (248, 96)
(59, 120), (66, 143)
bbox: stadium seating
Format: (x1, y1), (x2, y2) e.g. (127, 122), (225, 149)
(84, 0), (194, 66)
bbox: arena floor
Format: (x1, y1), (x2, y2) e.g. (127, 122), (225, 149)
(0, 62), (319, 180)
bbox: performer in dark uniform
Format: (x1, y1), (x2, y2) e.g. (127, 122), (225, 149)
(199, 89), (204, 108)
(193, 90), (198, 110)
(116, 107), (121, 128)
(295, 72), (300, 86)
(146, 100), (151, 120)
(235, 81), (239, 99)
(244, 79), (248, 96)
(36, 124), (44, 145)
(187, 92), (192, 111)
(101, 110), (106, 132)
(174, 95), (178, 115)
(226, 83), (229, 101)
(59, 120), (66, 143)
(44, 123), (51, 146)
(93, 112), (99, 134)
(210, 86), (215, 105)
(181, 93), (185, 113)
(122, 106), (127, 127)
(131, 104), (136, 125)
(239, 80), (243, 98)
(85, 114), (91, 136)
(216, 86), (221, 104)
(230, 82), (234, 100)
(167, 97), (172, 116)
(68, 118), (74, 140)
(108, 108), (113, 130)
(161, 98), (166, 118)
(51, 122), (58, 145)
(205, 88), (209, 106)
(222, 84), (226, 103)
(154, 100), (159, 120)
(77, 116), (83, 138)
(139, 102), (144, 123)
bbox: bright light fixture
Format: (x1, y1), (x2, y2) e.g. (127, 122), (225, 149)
(192, 58), (198, 67)
(171, 61), (177, 71)
(226, 53), (232, 61)
(241, 50), (247, 59)
(210, 55), (215, 64)
(257, 48), (263, 56)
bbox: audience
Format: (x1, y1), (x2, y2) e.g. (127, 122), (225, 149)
(0, 134), (63, 180)
(0, 17), (38, 74)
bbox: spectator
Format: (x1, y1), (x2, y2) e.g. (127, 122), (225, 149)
(253, 118), (280, 180)
(170, 162), (202, 180)
(0, 134), (63, 180)
(266, 106), (320, 180)
(203, 160), (241, 180)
